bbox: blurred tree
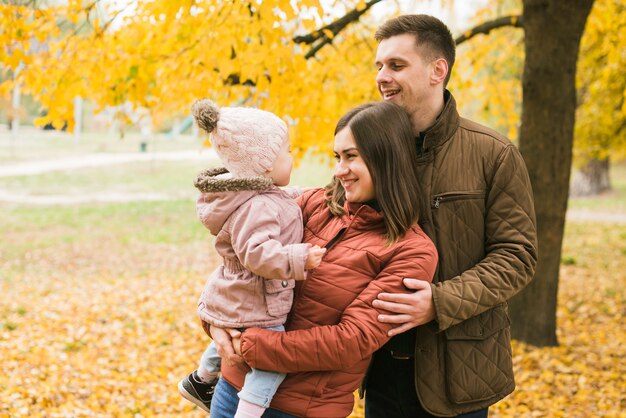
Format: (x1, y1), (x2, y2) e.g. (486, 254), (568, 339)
(458, 0), (626, 198)
(510, 0), (595, 346)
(571, 0), (626, 196)
(1, 0), (603, 346)
(451, 1), (523, 142)
(451, 0), (594, 346)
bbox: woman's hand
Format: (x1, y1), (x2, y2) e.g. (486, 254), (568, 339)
(232, 334), (242, 356)
(209, 325), (244, 366)
(373, 278), (436, 337)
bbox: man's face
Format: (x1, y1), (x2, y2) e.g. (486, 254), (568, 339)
(375, 33), (434, 119)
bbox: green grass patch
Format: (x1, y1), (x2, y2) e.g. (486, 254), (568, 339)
(0, 130), (203, 163)
(0, 153), (334, 196)
(561, 221), (626, 270)
(1, 200), (206, 260)
(0, 160), (208, 195)
(568, 161), (626, 213)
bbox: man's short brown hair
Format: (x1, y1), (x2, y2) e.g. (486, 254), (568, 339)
(375, 14), (456, 86)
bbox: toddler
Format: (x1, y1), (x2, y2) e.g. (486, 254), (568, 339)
(178, 99), (325, 418)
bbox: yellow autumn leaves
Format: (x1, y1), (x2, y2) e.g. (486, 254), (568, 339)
(1, 0), (384, 159)
(574, 0), (626, 164)
(2, 0), (625, 164)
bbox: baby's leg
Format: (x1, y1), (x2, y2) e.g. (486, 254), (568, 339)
(178, 341), (221, 413)
(198, 340), (221, 382)
(236, 368), (287, 417)
(235, 325), (286, 418)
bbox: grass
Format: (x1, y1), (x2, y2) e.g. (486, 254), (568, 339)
(567, 161), (626, 213)
(0, 129), (201, 164)
(0, 161), (210, 196)
(0, 129), (335, 197)
(0, 158), (334, 200)
(0, 131), (624, 417)
(1, 200), (205, 265)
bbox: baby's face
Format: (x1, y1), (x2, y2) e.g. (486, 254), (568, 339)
(268, 139), (293, 186)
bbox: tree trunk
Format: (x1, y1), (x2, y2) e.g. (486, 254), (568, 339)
(570, 157), (611, 197)
(509, 0), (594, 346)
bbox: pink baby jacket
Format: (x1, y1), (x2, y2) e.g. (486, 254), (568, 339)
(194, 168), (310, 329)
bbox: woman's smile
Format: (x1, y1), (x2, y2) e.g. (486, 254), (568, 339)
(333, 127), (375, 203)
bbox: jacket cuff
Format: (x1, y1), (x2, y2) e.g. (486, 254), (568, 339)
(431, 282), (447, 332)
(290, 243), (311, 281)
(241, 328), (261, 367)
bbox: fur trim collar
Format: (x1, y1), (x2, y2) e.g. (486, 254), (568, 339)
(194, 167), (274, 193)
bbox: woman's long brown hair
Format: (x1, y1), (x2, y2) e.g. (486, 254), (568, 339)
(325, 102), (421, 244)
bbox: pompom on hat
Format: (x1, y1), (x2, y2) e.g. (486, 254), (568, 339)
(192, 99), (288, 178)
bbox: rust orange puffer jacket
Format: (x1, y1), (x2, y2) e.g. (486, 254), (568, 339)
(220, 188), (438, 417)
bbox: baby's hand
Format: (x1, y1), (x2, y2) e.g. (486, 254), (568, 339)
(305, 245), (326, 269)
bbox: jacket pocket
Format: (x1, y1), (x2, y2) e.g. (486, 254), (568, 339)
(431, 190), (487, 277)
(444, 305), (514, 404)
(431, 190), (485, 209)
(264, 279), (295, 317)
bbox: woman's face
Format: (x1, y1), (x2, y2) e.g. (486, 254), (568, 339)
(333, 127), (375, 203)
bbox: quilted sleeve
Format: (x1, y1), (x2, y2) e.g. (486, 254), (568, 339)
(229, 199), (310, 281)
(239, 235), (438, 372)
(431, 144), (538, 330)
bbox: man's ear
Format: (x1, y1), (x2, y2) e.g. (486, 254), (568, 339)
(431, 58), (448, 85)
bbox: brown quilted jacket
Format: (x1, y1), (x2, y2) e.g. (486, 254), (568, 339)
(411, 91), (538, 416)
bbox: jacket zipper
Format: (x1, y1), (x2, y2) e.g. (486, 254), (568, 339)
(432, 191), (485, 209)
(324, 228), (347, 250)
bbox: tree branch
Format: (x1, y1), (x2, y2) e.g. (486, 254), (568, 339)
(294, 0), (383, 59)
(455, 15), (523, 45)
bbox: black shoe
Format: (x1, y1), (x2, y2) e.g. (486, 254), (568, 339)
(178, 370), (218, 413)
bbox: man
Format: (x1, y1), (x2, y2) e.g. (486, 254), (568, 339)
(367, 14), (538, 417)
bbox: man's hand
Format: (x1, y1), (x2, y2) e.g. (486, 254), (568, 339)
(373, 278), (436, 337)
(209, 325), (244, 366)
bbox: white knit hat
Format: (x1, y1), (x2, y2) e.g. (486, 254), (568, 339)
(192, 99), (288, 178)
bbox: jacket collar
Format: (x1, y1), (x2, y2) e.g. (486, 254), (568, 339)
(194, 167), (277, 235)
(421, 90), (460, 153)
(343, 200), (386, 232)
(194, 167), (274, 193)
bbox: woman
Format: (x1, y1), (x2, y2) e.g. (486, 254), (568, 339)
(209, 101), (438, 418)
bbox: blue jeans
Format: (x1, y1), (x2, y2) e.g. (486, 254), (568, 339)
(210, 378), (298, 418)
(365, 349), (488, 418)
(200, 325), (286, 408)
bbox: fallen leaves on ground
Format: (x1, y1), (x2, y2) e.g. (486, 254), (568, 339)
(491, 222), (626, 418)
(1, 221), (624, 417)
(1, 238), (215, 418)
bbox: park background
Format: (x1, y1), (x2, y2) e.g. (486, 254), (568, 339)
(1, 0), (625, 417)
